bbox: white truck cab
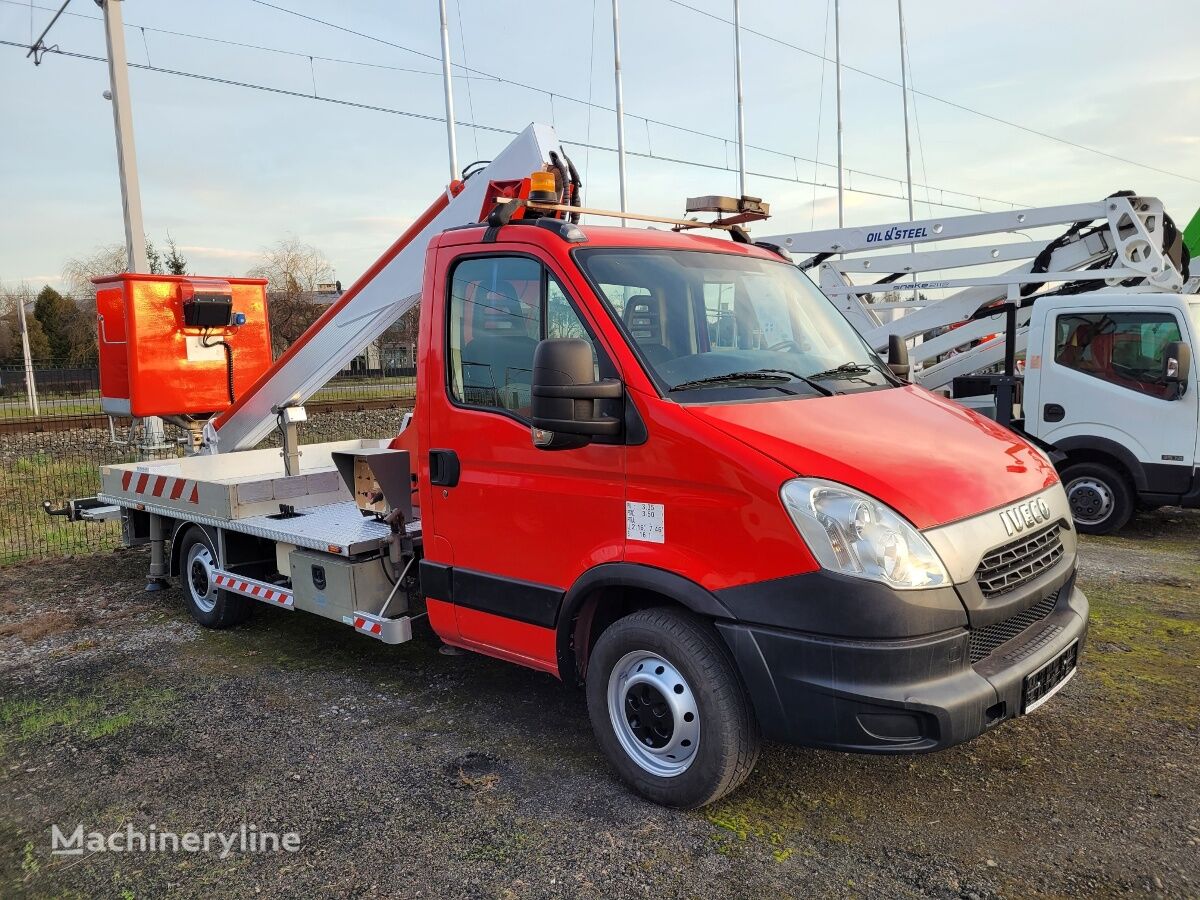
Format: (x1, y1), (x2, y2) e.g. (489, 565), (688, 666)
(763, 194), (1199, 534)
(1023, 293), (1199, 532)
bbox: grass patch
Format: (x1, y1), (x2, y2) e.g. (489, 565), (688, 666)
(1082, 581), (1200, 724)
(0, 454), (124, 566)
(0, 683), (177, 759)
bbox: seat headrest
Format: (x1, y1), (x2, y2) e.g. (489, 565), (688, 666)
(623, 294), (660, 341)
(474, 281), (524, 332)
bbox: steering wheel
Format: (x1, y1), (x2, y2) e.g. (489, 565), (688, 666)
(766, 339), (804, 353)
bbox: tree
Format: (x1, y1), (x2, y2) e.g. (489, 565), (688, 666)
(33, 285), (80, 362)
(146, 239), (163, 275)
(247, 237), (335, 354)
(62, 244), (127, 365)
(0, 283), (52, 366)
(164, 236), (188, 276)
(380, 305), (419, 370)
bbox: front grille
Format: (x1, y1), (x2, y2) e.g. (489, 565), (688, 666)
(974, 524), (1064, 599)
(969, 591), (1059, 664)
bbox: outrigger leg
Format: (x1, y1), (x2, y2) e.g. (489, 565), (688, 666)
(146, 514), (170, 592)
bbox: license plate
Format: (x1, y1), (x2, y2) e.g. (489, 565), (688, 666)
(1022, 641), (1078, 713)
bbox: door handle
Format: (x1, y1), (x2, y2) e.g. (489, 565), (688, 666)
(1043, 403), (1065, 423)
(429, 449), (460, 487)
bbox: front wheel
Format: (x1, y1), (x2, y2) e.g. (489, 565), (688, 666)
(177, 527), (254, 628)
(585, 607), (761, 808)
(1060, 461), (1133, 535)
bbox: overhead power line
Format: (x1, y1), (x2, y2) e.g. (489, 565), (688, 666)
(661, 0), (1200, 186)
(4, 0), (1029, 209)
(3, 0), (479, 78)
(238, 0), (1029, 208)
(0, 38), (1014, 215)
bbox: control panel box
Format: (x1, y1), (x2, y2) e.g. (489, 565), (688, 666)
(95, 273), (273, 418)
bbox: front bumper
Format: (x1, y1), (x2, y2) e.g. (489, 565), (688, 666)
(717, 577), (1088, 753)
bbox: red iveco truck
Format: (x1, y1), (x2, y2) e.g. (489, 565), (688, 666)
(73, 125), (1087, 808)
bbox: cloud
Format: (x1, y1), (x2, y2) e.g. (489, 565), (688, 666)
(345, 215), (417, 230)
(178, 246), (261, 260)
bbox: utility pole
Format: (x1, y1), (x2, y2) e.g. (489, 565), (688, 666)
(611, 0), (628, 224)
(438, 0), (459, 182)
(101, 0), (148, 274)
(732, 0), (747, 198)
(100, 0), (164, 452)
(834, 0), (844, 228)
(15, 294), (40, 417)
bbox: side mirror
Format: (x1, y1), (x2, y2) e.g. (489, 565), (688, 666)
(887, 334), (910, 379)
(530, 338), (623, 450)
(1163, 340), (1191, 400)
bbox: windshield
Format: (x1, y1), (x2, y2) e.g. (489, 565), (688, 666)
(574, 247), (894, 399)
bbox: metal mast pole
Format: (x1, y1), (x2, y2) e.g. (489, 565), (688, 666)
(834, 0), (844, 227)
(16, 296), (40, 417)
(897, 0), (913, 224)
(897, 0), (916, 298)
(101, 0), (164, 451)
(611, 0), (628, 224)
(101, 0), (147, 274)
(438, 0), (459, 182)
(733, 0), (747, 198)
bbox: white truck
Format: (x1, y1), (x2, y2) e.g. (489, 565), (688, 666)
(763, 195), (1198, 533)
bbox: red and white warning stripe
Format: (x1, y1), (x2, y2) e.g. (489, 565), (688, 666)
(212, 571), (294, 609)
(346, 611), (412, 645)
(120, 469), (200, 505)
(352, 615), (384, 637)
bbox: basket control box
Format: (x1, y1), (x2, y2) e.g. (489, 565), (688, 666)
(95, 274), (273, 418)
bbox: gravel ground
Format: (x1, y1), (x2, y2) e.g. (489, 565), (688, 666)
(1, 510), (1198, 898)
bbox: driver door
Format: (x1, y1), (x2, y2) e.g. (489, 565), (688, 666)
(422, 246), (626, 671)
(1035, 305), (1197, 478)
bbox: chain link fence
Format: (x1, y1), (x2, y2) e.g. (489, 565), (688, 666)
(0, 362), (416, 565)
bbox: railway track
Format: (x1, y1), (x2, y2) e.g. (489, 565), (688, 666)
(0, 396), (412, 436)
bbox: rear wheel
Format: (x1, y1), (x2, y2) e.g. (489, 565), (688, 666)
(177, 527), (253, 628)
(1061, 461), (1133, 535)
(585, 607), (760, 808)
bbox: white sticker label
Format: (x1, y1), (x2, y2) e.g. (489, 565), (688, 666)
(626, 501), (665, 544)
(184, 335), (227, 363)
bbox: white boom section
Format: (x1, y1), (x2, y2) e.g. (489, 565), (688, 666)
(761, 195), (1188, 391)
(206, 123), (567, 453)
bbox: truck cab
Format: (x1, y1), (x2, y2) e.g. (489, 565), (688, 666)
(408, 218), (1087, 807)
(1022, 293), (1199, 533)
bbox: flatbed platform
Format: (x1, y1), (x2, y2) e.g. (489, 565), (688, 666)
(97, 438), (421, 557)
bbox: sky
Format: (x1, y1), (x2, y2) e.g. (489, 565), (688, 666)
(1, 0), (1198, 292)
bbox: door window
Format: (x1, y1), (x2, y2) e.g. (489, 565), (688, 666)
(1053, 311), (1182, 399)
(448, 255), (601, 418)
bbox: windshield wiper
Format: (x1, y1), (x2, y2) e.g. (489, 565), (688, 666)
(669, 369), (832, 396)
(806, 361), (884, 382)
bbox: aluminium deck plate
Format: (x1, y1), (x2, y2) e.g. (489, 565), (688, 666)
(99, 495), (420, 557)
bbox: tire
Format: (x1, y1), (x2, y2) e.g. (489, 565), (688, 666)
(177, 527), (254, 628)
(585, 607), (761, 809)
(1060, 461), (1134, 535)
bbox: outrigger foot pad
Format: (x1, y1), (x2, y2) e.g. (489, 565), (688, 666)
(438, 644), (464, 656)
(145, 578), (170, 593)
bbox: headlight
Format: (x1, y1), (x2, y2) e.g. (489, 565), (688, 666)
(780, 478), (950, 589)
